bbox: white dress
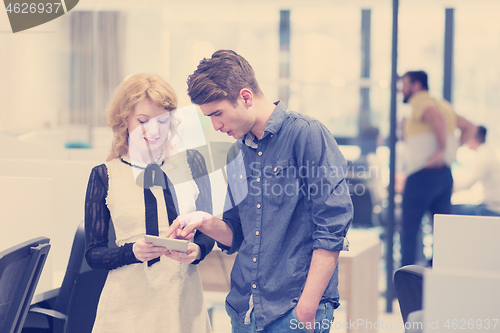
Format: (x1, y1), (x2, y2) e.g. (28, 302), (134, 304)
(86, 151), (212, 333)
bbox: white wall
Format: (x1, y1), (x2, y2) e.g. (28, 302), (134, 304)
(1, 135), (107, 290)
(0, 13), (69, 134)
(0, 177), (53, 293)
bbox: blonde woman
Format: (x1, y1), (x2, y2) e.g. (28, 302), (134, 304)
(84, 74), (214, 333)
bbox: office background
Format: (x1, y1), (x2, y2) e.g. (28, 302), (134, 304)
(1, 0), (500, 320)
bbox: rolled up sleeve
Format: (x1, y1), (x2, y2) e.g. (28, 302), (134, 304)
(298, 121), (353, 252)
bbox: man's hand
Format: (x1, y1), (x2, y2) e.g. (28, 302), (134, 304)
(164, 211), (213, 240)
(295, 300), (317, 333)
(133, 240), (168, 262)
(165, 243), (201, 264)
(456, 115), (476, 146)
(296, 249), (339, 333)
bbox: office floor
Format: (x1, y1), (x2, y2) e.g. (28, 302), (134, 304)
(204, 292), (405, 333)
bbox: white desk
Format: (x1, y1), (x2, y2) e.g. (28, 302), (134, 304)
(338, 231), (381, 333)
(423, 214), (500, 333)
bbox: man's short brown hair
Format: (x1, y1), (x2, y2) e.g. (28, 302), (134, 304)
(187, 49), (262, 105)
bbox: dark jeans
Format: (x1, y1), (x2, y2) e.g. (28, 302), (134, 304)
(401, 167), (453, 267)
(226, 300), (335, 333)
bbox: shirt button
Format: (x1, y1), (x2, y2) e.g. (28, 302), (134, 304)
(253, 257), (257, 262)
(257, 177), (261, 182)
(273, 167), (278, 172)
(271, 134), (274, 138)
(256, 231), (260, 236)
(252, 284), (257, 289)
(239, 174), (243, 179)
(257, 204), (261, 209)
(258, 151), (263, 156)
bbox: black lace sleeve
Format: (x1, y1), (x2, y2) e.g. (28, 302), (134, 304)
(186, 149), (216, 265)
(84, 164), (141, 270)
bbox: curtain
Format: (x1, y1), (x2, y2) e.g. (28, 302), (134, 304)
(69, 11), (125, 130)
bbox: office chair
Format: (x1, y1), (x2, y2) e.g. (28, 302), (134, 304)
(346, 159), (377, 228)
(393, 265), (430, 324)
(350, 179), (375, 228)
(23, 221), (114, 333)
(0, 237), (51, 333)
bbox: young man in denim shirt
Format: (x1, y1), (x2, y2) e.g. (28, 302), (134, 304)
(166, 50), (352, 333)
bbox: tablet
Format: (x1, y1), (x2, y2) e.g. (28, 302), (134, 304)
(144, 235), (189, 253)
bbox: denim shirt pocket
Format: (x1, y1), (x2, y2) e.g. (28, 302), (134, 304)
(228, 166), (251, 207)
(268, 158), (299, 206)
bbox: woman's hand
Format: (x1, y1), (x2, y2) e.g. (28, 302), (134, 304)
(133, 239), (167, 262)
(165, 243), (201, 264)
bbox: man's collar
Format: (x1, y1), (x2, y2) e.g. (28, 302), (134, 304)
(243, 132), (259, 149)
(242, 101), (286, 148)
(263, 101), (287, 135)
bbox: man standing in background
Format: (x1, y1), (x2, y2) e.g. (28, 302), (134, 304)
(399, 70), (475, 267)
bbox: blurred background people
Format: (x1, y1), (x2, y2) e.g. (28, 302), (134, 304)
(399, 70), (475, 267)
(452, 125), (500, 216)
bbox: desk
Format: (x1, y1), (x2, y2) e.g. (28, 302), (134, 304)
(422, 215), (500, 333)
(338, 232), (381, 333)
(198, 232), (381, 333)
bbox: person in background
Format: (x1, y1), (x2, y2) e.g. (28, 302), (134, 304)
(166, 49), (352, 333)
(399, 70), (476, 267)
(84, 73), (214, 333)
(452, 125), (500, 216)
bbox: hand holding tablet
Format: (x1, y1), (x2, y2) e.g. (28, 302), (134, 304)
(144, 235), (189, 253)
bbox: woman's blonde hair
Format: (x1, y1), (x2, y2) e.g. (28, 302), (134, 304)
(106, 74), (178, 161)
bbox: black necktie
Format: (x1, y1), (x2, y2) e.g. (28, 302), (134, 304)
(143, 164), (179, 267)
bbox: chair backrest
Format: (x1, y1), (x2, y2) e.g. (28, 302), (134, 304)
(52, 221), (114, 333)
(0, 237), (50, 333)
(393, 265), (430, 324)
(347, 159), (375, 228)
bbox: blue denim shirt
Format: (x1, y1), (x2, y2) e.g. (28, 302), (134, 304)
(219, 101), (352, 331)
